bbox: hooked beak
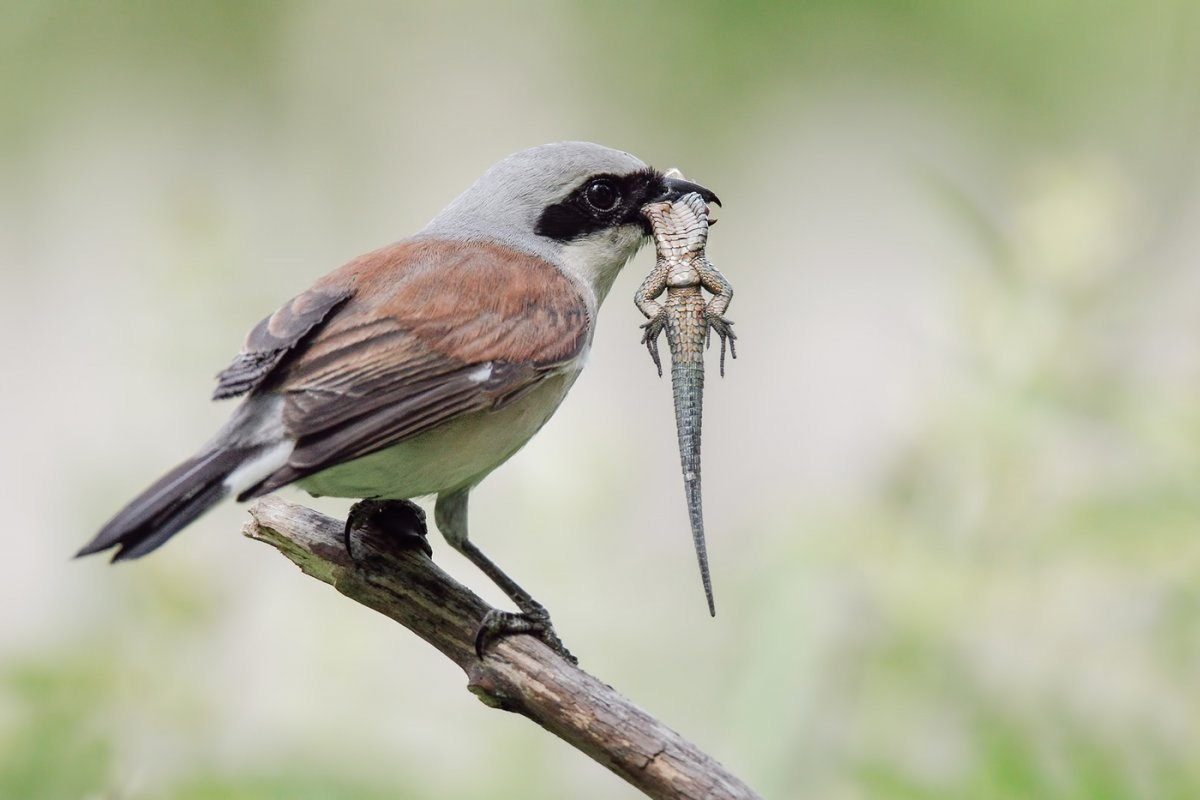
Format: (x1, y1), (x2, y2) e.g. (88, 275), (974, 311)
(658, 172), (721, 207)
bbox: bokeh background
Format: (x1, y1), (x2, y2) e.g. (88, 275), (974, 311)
(3, 2), (1200, 798)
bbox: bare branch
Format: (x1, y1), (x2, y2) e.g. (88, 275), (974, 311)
(243, 495), (761, 800)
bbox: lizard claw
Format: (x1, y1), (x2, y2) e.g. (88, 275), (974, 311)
(705, 314), (737, 377)
(639, 314), (667, 377)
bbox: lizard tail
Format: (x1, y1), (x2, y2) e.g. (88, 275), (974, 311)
(671, 357), (715, 616)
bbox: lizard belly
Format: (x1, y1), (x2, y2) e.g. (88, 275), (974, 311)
(666, 264), (700, 287)
(296, 370), (579, 500)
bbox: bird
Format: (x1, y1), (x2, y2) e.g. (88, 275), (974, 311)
(77, 141), (718, 658)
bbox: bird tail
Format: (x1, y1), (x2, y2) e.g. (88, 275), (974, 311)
(77, 446), (261, 561)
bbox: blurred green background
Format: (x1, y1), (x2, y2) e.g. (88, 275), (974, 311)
(3, 1), (1200, 798)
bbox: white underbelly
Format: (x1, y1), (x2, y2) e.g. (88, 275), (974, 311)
(296, 370), (578, 500)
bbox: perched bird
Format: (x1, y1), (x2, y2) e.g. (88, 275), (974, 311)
(78, 141), (718, 658)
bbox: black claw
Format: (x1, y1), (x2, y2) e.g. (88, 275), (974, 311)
(473, 625), (490, 660)
(343, 499), (432, 560)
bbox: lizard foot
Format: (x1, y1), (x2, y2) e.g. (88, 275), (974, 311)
(705, 314), (738, 377)
(639, 312), (667, 377)
(343, 498), (433, 561)
(475, 604), (577, 664)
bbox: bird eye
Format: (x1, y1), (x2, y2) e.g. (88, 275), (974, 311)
(584, 179), (618, 211)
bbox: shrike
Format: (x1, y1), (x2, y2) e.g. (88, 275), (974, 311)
(79, 141), (718, 657)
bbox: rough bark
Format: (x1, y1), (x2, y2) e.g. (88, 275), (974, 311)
(243, 495), (761, 800)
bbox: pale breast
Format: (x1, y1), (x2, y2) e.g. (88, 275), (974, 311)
(295, 369), (580, 500)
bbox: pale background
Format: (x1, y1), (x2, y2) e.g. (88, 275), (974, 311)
(2, 2), (1199, 798)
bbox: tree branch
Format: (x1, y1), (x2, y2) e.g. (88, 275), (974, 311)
(243, 495), (761, 800)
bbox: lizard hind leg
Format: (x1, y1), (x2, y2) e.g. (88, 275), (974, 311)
(705, 315), (737, 377)
(640, 314), (667, 377)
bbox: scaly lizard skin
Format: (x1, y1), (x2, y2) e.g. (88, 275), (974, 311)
(635, 191), (736, 617)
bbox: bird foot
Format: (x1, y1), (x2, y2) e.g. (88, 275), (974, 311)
(343, 498), (432, 560)
(475, 604), (577, 664)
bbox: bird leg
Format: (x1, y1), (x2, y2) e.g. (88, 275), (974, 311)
(435, 491), (576, 664)
(456, 539), (575, 663)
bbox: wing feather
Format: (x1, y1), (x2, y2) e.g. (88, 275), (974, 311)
(238, 238), (589, 495)
(213, 287), (352, 399)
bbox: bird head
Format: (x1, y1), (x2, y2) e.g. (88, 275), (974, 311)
(422, 142), (718, 307)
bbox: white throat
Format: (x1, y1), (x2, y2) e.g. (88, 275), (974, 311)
(555, 225), (647, 313)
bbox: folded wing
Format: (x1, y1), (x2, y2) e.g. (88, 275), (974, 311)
(218, 238), (590, 497)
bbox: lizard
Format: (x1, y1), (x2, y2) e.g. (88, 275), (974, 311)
(635, 187), (736, 617)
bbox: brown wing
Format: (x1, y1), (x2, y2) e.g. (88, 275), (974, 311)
(244, 237), (590, 495)
(213, 287), (352, 400)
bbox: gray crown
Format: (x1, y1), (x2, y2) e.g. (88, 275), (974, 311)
(421, 141), (648, 259)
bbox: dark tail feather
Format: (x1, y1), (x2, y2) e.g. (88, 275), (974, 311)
(77, 446), (256, 561)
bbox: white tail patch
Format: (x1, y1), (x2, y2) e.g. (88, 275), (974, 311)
(223, 440), (295, 495)
(468, 362), (494, 382)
